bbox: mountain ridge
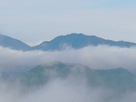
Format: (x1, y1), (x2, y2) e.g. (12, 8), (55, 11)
(33, 33), (136, 51)
(0, 33), (136, 51)
(22, 62), (136, 91)
(0, 34), (31, 51)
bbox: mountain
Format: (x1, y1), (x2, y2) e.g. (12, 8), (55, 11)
(0, 33), (136, 51)
(33, 33), (136, 51)
(23, 62), (136, 91)
(0, 34), (31, 51)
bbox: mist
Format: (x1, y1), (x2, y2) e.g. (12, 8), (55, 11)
(0, 45), (136, 71)
(0, 45), (136, 102)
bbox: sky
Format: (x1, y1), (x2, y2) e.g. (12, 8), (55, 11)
(0, 0), (136, 44)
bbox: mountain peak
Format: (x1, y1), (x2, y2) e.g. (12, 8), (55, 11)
(1, 33), (136, 51)
(0, 34), (31, 51)
(33, 33), (136, 51)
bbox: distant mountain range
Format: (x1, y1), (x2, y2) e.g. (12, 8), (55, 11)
(0, 33), (136, 51)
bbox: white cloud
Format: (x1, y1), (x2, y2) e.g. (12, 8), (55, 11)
(0, 46), (136, 102)
(0, 45), (136, 72)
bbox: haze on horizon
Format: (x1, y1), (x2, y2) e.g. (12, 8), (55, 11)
(0, 0), (136, 44)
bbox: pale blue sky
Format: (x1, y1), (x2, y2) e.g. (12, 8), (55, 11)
(0, 0), (136, 45)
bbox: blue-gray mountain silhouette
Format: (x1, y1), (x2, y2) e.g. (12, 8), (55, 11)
(0, 34), (31, 51)
(0, 33), (136, 51)
(33, 33), (136, 51)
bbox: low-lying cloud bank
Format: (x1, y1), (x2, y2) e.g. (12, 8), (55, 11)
(0, 45), (136, 71)
(0, 45), (136, 102)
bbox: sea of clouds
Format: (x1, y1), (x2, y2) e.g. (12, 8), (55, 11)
(0, 45), (136, 102)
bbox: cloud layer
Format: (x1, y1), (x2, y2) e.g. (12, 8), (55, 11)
(0, 45), (136, 102)
(0, 45), (136, 72)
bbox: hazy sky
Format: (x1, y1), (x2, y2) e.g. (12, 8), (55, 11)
(0, 0), (136, 44)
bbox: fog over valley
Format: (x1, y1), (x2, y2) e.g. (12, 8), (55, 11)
(0, 45), (136, 102)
